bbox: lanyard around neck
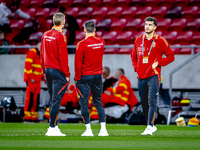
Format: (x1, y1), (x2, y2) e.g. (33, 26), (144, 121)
(142, 34), (156, 57)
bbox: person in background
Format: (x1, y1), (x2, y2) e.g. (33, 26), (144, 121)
(0, 31), (8, 54)
(23, 42), (46, 122)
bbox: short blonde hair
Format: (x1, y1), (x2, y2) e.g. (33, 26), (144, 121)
(53, 13), (65, 26)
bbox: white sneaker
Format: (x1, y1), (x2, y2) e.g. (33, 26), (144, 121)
(98, 129), (109, 136)
(152, 125), (157, 133)
(81, 129), (94, 136)
(141, 125), (155, 135)
(45, 126), (66, 136)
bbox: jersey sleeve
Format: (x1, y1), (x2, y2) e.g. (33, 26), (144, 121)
(40, 37), (45, 74)
(131, 38), (138, 72)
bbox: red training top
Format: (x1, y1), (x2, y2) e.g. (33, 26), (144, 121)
(40, 26), (70, 77)
(74, 33), (105, 81)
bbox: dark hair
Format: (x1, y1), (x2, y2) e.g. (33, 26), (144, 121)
(145, 16), (157, 26)
(104, 67), (110, 73)
(84, 20), (95, 33)
(118, 68), (125, 75)
(59, 6), (66, 13)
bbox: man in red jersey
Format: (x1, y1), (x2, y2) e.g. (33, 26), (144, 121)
(75, 20), (108, 136)
(40, 13), (70, 136)
(131, 17), (175, 135)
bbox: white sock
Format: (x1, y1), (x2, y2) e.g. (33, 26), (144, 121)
(85, 123), (91, 130)
(100, 122), (106, 130)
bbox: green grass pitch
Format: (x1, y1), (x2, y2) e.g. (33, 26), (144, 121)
(0, 123), (200, 150)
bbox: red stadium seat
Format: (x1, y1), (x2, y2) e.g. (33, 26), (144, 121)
(96, 19), (112, 32)
(191, 0), (200, 7)
(116, 0), (131, 7)
(38, 19), (52, 32)
(192, 32), (200, 45)
(130, 0), (145, 7)
(110, 19), (127, 31)
(160, 0), (175, 9)
(106, 7), (123, 19)
(151, 6), (168, 19)
(155, 31), (163, 36)
(182, 6), (199, 20)
(78, 7), (93, 19)
(156, 19), (172, 32)
(145, 0), (160, 8)
(104, 44), (120, 54)
(170, 18), (187, 32)
(10, 20), (25, 33)
(162, 31), (178, 45)
(67, 7), (79, 18)
(5, 32), (19, 45)
(88, 0), (102, 7)
(35, 8), (50, 25)
(175, 0), (191, 10)
(115, 31), (133, 45)
(48, 8), (59, 19)
(170, 44), (181, 54)
(15, 44), (30, 54)
(91, 7), (108, 20)
(102, 0), (117, 7)
(96, 31), (103, 37)
(166, 6), (182, 19)
(22, 8), (37, 19)
(135, 6), (152, 20)
(180, 44), (196, 54)
(43, 0), (59, 8)
(74, 31), (85, 45)
(131, 31), (145, 42)
(19, 0), (31, 10)
(58, 0), (73, 8)
(29, 0), (45, 9)
(28, 32), (43, 45)
(195, 48), (200, 54)
(73, 0), (88, 7)
(126, 18), (142, 32)
(102, 31), (118, 45)
(7, 44), (16, 54)
(176, 31), (193, 45)
(117, 44), (134, 54)
(76, 19), (83, 31)
(186, 19), (200, 32)
(121, 7), (137, 19)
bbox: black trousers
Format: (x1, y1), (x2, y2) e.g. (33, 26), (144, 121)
(45, 68), (68, 127)
(76, 74), (106, 124)
(138, 75), (159, 126)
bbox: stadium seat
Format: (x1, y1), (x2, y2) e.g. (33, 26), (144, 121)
(87, 0), (102, 7)
(176, 31), (193, 45)
(73, 0), (88, 7)
(48, 8), (59, 19)
(179, 44), (196, 54)
(170, 18), (187, 32)
(162, 31), (178, 45)
(102, 0), (117, 7)
(191, 0), (200, 7)
(116, 0), (131, 7)
(110, 19), (127, 31)
(170, 44), (181, 54)
(10, 20), (25, 33)
(131, 31), (145, 42)
(117, 44), (134, 54)
(23, 20), (38, 33)
(19, 0), (31, 10)
(151, 6), (168, 19)
(175, 0), (191, 10)
(58, 0), (73, 8)
(76, 19), (83, 31)
(104, 44), (120, 54)
(192, 32), (200, 45)
(135, 6), (152, 20)
(182, 6), (199, 20)
(29, 0), (45, 9)
(67, 7), (80, 18)
(160, 0), (175, 9)
(125, 18), (142, 32)
(106, 7), (123, 19)
(145, 0), (160, 8)
(166, 6), (182, 19)
(115, 31), (133, 45)
(43, 0), (59, 8)
(78, 7), (93, 19)
(7, 44), (16, 54)
(14, 44), (30, 54)
(155, 31), (163, 36)
(28, 32), (43, 45)
(186, 19), (200, 32)
(91, 7), (108, 20)
(96, 19), (112, 32)
(130, 0), (145, 7)
(74, 31), (85, 45)
(5, 32), (19, 45)
(121, 7), (137, 19)
(38, 19), (52, 32)
(156, 19), (172, 32)
(96, 31), (103, 37)
(102, 31), (118, 45)
(35, 8), (50, 25)
(22, 8), (37, 19)
(195, 48), (200, 54)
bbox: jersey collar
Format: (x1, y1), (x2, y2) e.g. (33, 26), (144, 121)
(52, 26), (63, 33)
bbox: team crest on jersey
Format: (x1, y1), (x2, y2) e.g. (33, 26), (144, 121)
(153, 42), (156, 48)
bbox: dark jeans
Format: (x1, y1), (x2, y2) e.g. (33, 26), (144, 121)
(45, 68), (68, 127)
(138, 75), (159, 126)
(76, 74), (106, 124)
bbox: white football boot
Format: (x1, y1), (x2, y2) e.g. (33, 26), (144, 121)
(45, 126), (66, 136)
(141, 125), (157, 135)
(98, 129), (109, 136)
(81, 129), (94, 136)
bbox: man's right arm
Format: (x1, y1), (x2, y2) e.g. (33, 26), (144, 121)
(40, 38), (45, 74)
(131, 39), (138, 72)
